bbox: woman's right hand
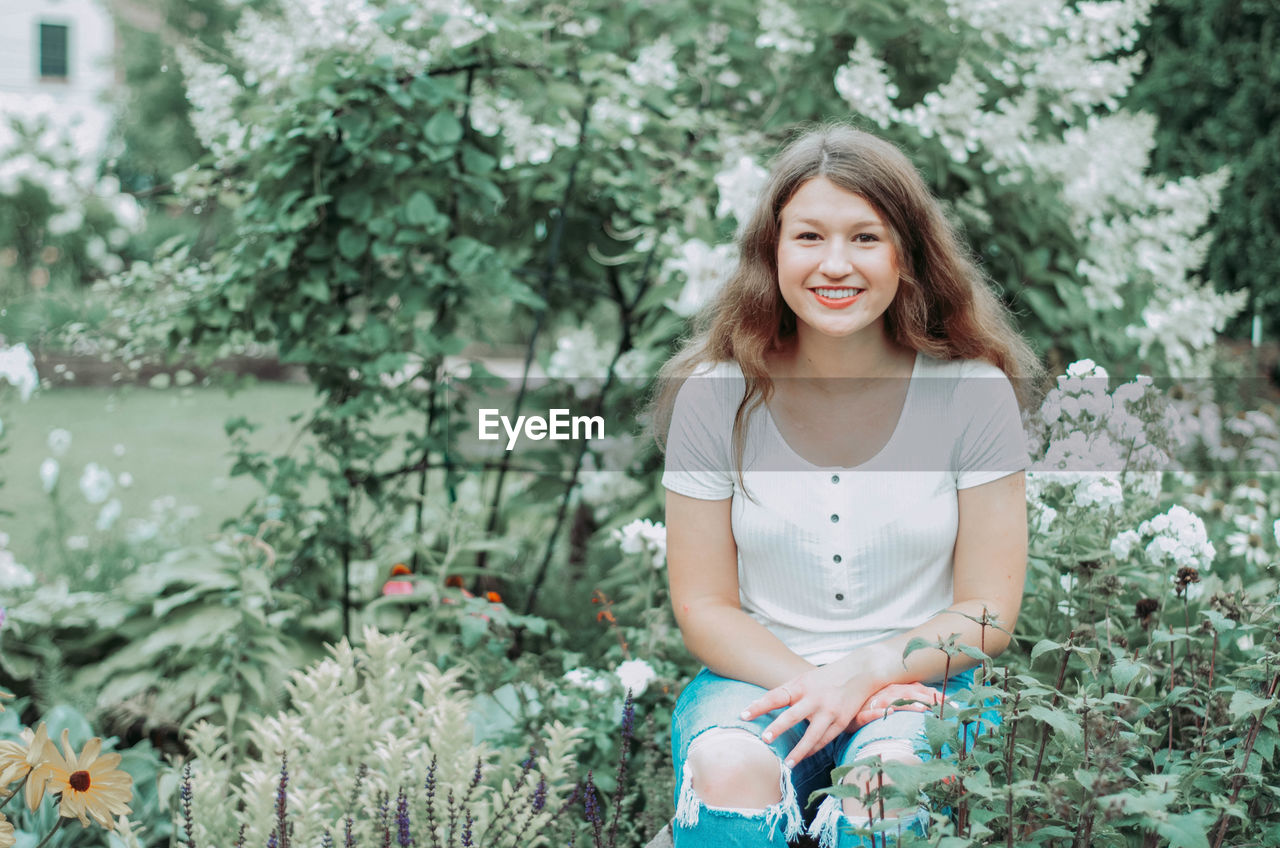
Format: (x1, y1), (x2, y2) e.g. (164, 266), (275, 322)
(851, 682), (942, 729)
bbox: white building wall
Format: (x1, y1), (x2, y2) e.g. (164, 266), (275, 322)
(0, 0), (117, 160)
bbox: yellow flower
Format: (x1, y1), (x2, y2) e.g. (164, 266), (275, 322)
(0, 811), (14, 848)
(43, 730), (133, 829)
(0, 690), (13, 712)
(0, 722), (58, 809)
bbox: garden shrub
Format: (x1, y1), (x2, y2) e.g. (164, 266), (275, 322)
(178, 626), (621, 848)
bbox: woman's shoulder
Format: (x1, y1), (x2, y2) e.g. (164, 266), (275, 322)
(915, 352), (1008, 380)
(687, 358), (746, 380)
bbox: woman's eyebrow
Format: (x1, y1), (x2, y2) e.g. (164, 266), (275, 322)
(788, 216), (885, 228)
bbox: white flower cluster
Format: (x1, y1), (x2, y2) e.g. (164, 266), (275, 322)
(714, 154), (769, 224)
(612, 518), (667, 569)
(0, 98), (141, 272)
(545, 325), (651, 399)
(589, 97), (648, 149)
(469, 85), (580, 168)
(577, 435), (646, 518)
(1030, 360), (1171, 507)
(662, 238), (737, 318)
(1111, 504), (1215, 572)
(1170, 390), (1280, 473)
(833, 41), (900, 130)
(0, 532), (34, 592)
(1035, 116), (1243, 373)
(0, 343), (38, 402)
(563, 658), (657, 698)
(755, 0), (814, 55)
(626, 36), (679, 91)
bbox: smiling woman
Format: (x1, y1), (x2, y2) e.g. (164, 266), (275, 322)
(649, 123), (1042, 848)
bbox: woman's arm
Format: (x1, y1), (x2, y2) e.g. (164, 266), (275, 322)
(742, 471), (1028, 765)
(666, 489), (815, 689)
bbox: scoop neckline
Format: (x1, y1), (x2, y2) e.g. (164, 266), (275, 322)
(762, 350), (923, 471)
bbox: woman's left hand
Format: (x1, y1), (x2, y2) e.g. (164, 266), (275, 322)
(739, 664), (883, 767)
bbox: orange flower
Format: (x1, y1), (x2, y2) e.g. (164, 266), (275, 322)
(43, 729), (133, 829)
(485, 591), (502, 604)
(0, 722), (57, 810)
(444, 575), (464, 588)
(382, 563), (415, 596)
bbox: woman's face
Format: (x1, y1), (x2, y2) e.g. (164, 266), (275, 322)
(775, 177), (900, 344)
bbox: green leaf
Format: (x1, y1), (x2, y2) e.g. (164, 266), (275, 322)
(903, 637), (934, 659)
(338, 227), (369, 260)
(424, 110), (463, 146)
(1027, 704), (1082, 741)
(1229, 689), (1274, 720)
(461, 145), (496, 175)
(1154, 812), (1214, 848)
(1030, 638), (1061, 660)
(299, 278), (331, 303)
(40, 704), (95, 750)
(337, 190), (374, 223)
(1111, 657), (1146, 690)
(405, 191), (439, 226)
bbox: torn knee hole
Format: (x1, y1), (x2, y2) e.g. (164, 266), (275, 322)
(686, 728), (784, 808)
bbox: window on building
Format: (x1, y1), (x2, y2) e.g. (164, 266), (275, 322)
(39, 23), (69, 79)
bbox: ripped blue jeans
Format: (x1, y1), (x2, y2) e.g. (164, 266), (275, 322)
(670, 666), (994, 847)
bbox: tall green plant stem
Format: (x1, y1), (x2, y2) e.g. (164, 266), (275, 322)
(0, 772), (27, 811)
(410, 68), (475, 571)
(1024, 638), (1074, 839)
(1210, 670), (1280, 848)
(521, 257), (652, 618)
(476, 90), (592, 579)
(32, 818), (67, 848)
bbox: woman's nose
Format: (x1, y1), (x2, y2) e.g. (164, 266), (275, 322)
(818, 243), (853, 277)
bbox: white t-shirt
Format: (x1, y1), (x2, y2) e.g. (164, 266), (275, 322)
(661, 352), (1028, 666)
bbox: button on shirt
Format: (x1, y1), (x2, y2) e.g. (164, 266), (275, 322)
(662, 353), (1027, 667)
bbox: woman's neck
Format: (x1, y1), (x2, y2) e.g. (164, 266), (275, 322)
(777, 327), (913, 381)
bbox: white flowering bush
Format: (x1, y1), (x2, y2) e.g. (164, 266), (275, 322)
(828, 0), (1241, 374)
(0, 97), (144, 302)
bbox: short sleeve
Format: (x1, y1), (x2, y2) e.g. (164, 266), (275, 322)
(954, 363), (1030, 490)
(661, 369), (735, 500)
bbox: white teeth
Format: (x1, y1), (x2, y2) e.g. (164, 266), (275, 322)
(814, 288), (862, 298)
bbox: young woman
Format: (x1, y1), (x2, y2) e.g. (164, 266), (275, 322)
(654, 124), (1041, 847)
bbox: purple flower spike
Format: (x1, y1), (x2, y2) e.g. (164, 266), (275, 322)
(396, 788), (413, 847)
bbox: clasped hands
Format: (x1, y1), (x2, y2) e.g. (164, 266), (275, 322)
(739, 664), (942, 767)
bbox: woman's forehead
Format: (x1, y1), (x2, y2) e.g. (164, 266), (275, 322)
(779, 178), (886, 225)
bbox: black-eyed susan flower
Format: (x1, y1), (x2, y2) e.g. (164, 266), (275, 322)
(43, 730), (133, 830)
(0, 722), (57, 810)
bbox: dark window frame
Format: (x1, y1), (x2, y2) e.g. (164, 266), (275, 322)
(39, 21), (70, 80)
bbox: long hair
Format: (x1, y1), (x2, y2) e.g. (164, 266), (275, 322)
(650, 122), (1043, 479)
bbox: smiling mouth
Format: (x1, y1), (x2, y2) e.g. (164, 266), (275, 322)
(811, 287), (864, 307)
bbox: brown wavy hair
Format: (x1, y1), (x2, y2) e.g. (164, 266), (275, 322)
(650, 122), (1043, 479)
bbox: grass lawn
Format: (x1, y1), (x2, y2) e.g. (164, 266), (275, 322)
(1, 380), (317, 567)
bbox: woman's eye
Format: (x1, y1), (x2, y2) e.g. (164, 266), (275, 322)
(854, 233), (879, 243)
(797, 232), (820, 240)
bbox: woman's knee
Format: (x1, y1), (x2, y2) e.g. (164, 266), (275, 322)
(685, 728), (785, 808)
(839, 738), (923, 818)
